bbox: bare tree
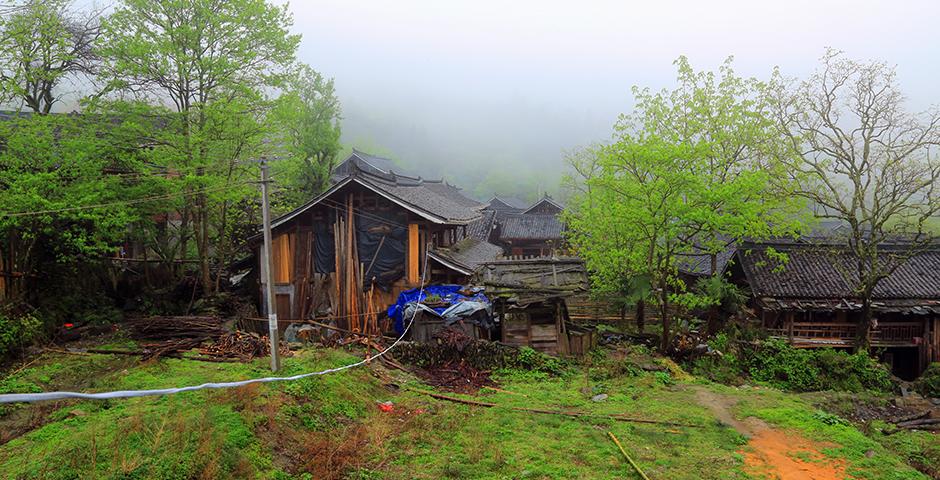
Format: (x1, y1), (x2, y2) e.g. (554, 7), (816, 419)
(0, 0), (101, 113)
(772, 49), (940, 349)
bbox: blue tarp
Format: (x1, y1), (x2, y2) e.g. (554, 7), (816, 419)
(388, 284), (491, 334)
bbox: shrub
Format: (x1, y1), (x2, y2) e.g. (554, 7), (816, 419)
(690, 333), (746, 385)
(743, 340), (892, 393)
(0, 309), (43, 359)
(691, 335), (893, 393)
(914, 363), (940, 398)
(511, 346), (565, 375)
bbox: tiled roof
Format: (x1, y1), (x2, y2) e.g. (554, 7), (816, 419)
(360, 173), (480, 224)
(677, 244), (737, 276)
(499, 214), (564, 240)
(522, 196), (565, 214)
(422, 181), (483, 209)
(333, 150), (414, 178)
(464, 209), (497, 242)
(429, 238), (504, 275)
(487, 196), (528, 211)
(737, 242), (940, 300)
(269, 168), (481, 230)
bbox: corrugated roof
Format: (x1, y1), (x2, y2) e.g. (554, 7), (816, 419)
(737, 242), (940, 300)
(499, 214), (564, 240)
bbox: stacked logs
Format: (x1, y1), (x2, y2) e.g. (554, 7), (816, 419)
(123, 316), (290, 361)
(333, 193), (381, 336)
(125, 316), (224, 341)
(201, 331), (290, 361)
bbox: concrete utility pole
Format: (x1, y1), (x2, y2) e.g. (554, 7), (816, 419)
(260, 157), (281, 372)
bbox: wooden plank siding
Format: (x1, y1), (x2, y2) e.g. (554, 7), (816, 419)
(257, 184), (470, 335)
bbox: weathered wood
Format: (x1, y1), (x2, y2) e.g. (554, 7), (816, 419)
(608, 432), (651, 480)
(415, 389), (704, 427)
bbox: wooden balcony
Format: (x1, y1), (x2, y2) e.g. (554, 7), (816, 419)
(768, 321), (925, 348)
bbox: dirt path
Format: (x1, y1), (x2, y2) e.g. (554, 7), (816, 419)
(692, 387), (852, 480)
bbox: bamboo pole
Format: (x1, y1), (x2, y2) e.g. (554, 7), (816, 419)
(333, 214), (342, 323)
(608, 432), (651, 480)
(414, 390), (703, 427)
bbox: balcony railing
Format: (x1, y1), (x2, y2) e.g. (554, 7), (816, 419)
(768, 321), (924, 346)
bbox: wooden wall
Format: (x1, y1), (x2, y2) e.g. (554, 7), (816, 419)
(258, 184), (463, 335)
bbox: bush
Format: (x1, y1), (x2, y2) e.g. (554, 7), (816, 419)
(691, 336), (893, 393)
(914, 363), (940, 398)
(744, 340), (892, 392)
(0, 309), (43, 359)
(690, 333), (746, 385)
(510, 346), (565, 375)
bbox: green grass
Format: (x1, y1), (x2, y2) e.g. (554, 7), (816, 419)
(0, 343), (933, 479)
(728, 386), (929, 480)
(0, 346), (382, 479)
(381, 371), (748, 479)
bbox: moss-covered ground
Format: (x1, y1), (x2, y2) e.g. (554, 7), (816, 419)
(0, 340), (933, 479)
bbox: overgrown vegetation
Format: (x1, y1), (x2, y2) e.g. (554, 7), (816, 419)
(0, 339), (931, 479)
(691, 335), (893, 393)
(0, 308), (41, 359)
(914, 363), (940, 398)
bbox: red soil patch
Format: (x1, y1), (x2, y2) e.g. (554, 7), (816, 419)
(741, 428), (851, 480)
(692, 387), (853, 480)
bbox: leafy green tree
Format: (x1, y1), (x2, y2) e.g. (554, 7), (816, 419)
(566, 57), (805, 351)
(98, 0), (300, 291)
(271, 63), (342, 208)
(0, 0), (100, 113)
(769, 50), (940, 350)
(0, 113), (148, 301)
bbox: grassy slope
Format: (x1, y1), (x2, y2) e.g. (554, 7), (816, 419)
(0, 342), (932, 479)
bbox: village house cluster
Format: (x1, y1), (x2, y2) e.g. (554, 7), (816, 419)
(253, 151), (940, 379)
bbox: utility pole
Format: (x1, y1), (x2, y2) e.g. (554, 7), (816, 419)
(260, 157), (281, 372)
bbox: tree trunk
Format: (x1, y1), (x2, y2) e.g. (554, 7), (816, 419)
(195, 196), (213, 294)
(855, 295), (874, 352)
(636, 299), (645, 333)
(659, 280), (670, 352)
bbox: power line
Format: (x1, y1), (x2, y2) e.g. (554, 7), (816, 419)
(316, 197), (414, 230)
(0, 181), (254, 218)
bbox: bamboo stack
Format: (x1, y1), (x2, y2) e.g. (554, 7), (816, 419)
(332, 193), (387, 336)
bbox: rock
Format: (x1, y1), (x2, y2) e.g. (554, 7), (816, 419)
(591, 393), (609, 402)
(865, 450), (875, 458)
(929, 398), (940, 406)
(637, 362), (667, 372)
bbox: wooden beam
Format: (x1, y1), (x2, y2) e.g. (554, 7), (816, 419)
(408, 223), (419, 284)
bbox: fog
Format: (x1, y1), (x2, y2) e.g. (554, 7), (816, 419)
(286, 0), (940, 199)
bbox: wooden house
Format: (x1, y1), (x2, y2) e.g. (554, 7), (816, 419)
(471, 195), (566, 257)
(255, 152), (494, 334)
(730, 240), (940, 379)
(475, 257), (596, 355)
(521, 195), (564, 215)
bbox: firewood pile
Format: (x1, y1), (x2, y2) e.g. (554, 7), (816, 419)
(139, 338), (204, 360)
(882, 410), (940, 434)
(123, 316), (289, 361)
(201, 331), (289, 361)
(125, 316), (225, 341)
